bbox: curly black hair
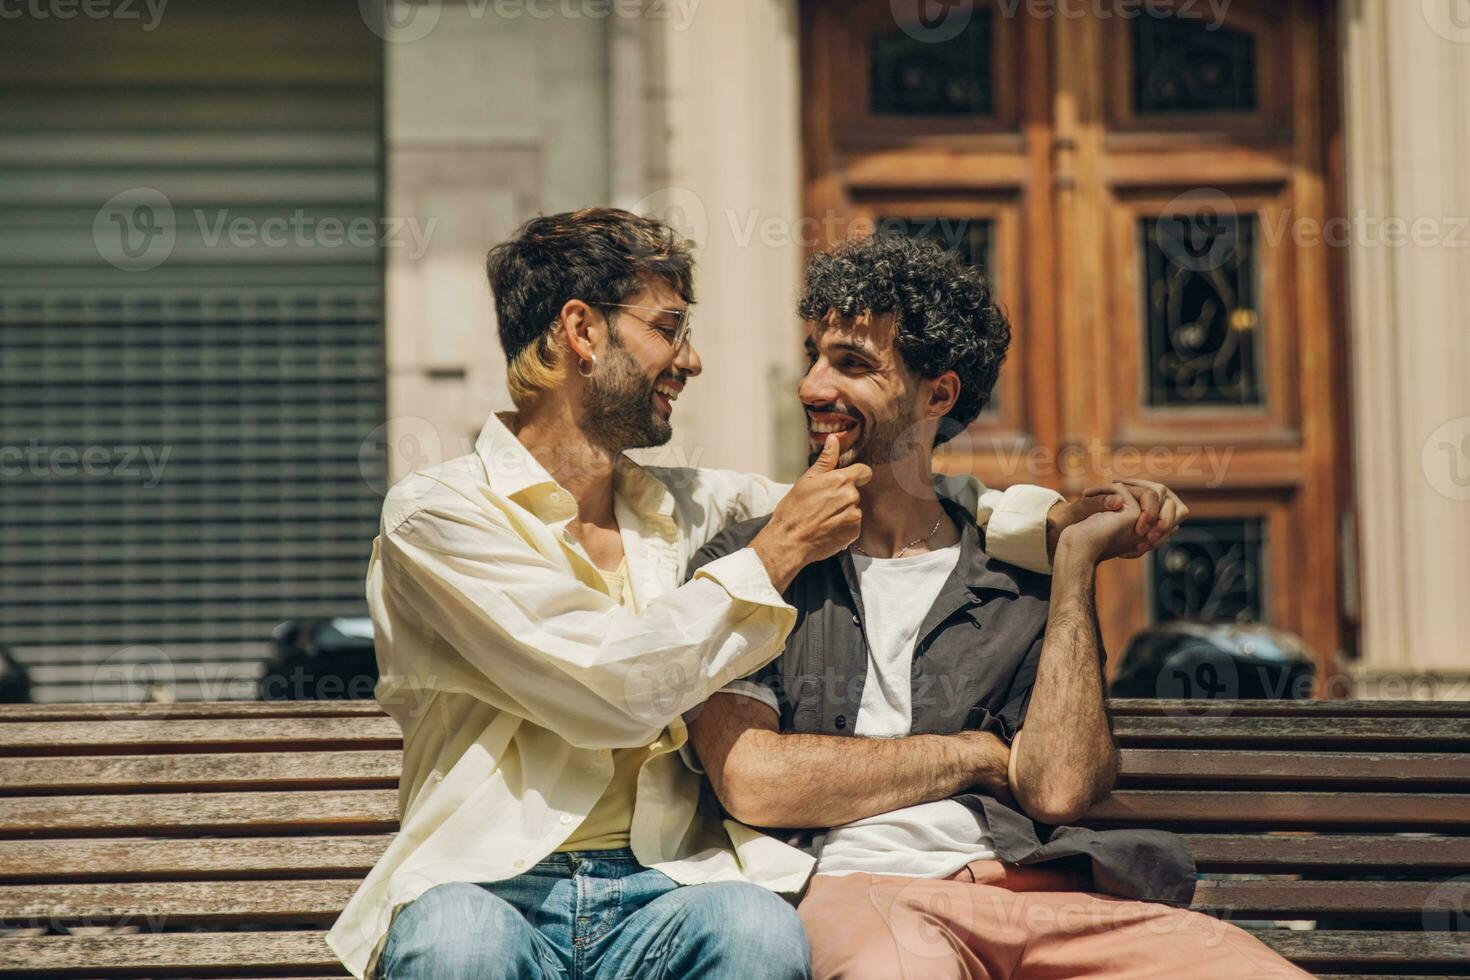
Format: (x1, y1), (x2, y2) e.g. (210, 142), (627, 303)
(798, 234), (1011, 445)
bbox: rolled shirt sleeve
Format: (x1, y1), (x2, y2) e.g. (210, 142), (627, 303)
(975, 482), (1064, 574)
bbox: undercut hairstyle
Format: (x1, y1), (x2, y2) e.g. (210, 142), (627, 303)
(486, 208), (696, 405)
(798, 234), (1011, 445)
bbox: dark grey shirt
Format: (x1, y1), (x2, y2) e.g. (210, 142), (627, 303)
(688, 497), (1197, 907)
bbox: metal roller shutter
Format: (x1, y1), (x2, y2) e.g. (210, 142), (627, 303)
(0, 2), (386, 701)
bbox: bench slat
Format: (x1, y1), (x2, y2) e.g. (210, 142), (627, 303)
(2, 876), (1461, 925)
(0, 879), (360, 926)
(0, 702), (387, 722)
(1256, 930), (1470, 965)
(0, 791), (398, 837)
(9, 748), (1463, 795)
(1119, 749), (1470, 789)
(0, 836), (394, 883)
(0, 718), (402, 756)
(0, 929), (345, 977)
(6, 833), (1466, 883)
(1182, 833), (1470, 873)
(1114, 716), (1470, 749)
(0, 751), (401, 794)
(1085, 790), (1470, 829)
(1193, 878), (1470, 918)
(0, 929), (1464, 976)
(3, 699), (1467, 723)
(1110, 699), (1470, 718)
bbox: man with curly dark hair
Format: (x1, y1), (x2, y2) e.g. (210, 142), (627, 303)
(686, 235), (1309, 979)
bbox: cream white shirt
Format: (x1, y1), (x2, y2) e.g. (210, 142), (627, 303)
(325, 411), (1062, 979)
(817, 546), (998, 878)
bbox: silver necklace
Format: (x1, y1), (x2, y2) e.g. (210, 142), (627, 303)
(851, 516), (943, 560)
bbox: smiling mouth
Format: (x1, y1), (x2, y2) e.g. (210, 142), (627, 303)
(653, 378), (683, 414)
(807, 413), (861, 446)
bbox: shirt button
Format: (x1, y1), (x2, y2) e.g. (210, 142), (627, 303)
(598, 748), (612, 757)
(513, 859), (525, 869)
(851, 614), (860, 626)
(834, 714), (847, 730)
(560, 814), (574, 824)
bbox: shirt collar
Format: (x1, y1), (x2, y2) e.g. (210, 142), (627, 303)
(940, 496), (1023, 597)
(474, 411), (562, 501)
(473, 411), (676, 524)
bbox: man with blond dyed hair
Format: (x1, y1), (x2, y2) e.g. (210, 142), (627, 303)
(326, 209), (1184, 979)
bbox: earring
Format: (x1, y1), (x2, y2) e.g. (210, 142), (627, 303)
(578, 354), (597, 378)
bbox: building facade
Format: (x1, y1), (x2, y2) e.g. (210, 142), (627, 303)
(1, 0), (1465, 698)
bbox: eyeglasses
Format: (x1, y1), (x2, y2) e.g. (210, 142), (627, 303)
(603, 303), (694, 353)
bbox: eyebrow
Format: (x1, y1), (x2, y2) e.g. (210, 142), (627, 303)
(811, 337), (879, 360)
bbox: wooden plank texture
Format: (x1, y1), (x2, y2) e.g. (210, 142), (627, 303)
(0, 929), (346, 976)
(1192, 878), (1470, 918)
(1181, 833), (1470, 873)
(0, 751), (401, 794)
(1084, 791), (1470, 830)
(1256, 930), (1470, 966)
(1114, 716), (1470, 750)
(0, 701), (386, 722)
(1119, 749), (1470, 789)
(1110, 699), (1470, 718)
(0, 879), (359, 926)
(0, 835), (393, 883)
(0, 790), (399, 837)
(0, 718), (402, 756)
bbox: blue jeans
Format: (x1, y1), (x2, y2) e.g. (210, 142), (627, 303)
(377, 848), (812, 980)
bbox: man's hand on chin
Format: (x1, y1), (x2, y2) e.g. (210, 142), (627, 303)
(1046, 478), (1189, 561)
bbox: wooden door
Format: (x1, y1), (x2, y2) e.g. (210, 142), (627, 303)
(801, 0), (1350, 687)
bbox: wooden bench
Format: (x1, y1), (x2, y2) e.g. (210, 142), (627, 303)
(1, 699), (1468, 978)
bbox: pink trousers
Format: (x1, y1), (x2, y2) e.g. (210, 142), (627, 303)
(798, 860), (1312, 980)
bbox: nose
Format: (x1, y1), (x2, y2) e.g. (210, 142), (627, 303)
(798, 358), (835, 407)
(674, 339), (702, 377)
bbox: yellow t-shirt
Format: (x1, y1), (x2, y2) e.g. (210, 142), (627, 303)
(555, 556), (673, 852)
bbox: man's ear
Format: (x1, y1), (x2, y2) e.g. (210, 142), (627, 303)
(925, 370), (962, 421)
(557, 299), (601, 365)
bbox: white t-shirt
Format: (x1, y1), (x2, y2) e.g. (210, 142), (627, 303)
(814, 544), (999, 878)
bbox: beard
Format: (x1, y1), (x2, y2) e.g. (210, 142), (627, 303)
(582, 337), (673, 452)
(806, 384), (922, 468)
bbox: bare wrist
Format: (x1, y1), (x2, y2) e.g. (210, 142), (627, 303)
(750, 530), (799, 593)
(1054, 531), (1104, 570)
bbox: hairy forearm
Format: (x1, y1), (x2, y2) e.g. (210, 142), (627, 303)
(718, 728), (1010, 829)
(1012, 544), (1119, 824)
